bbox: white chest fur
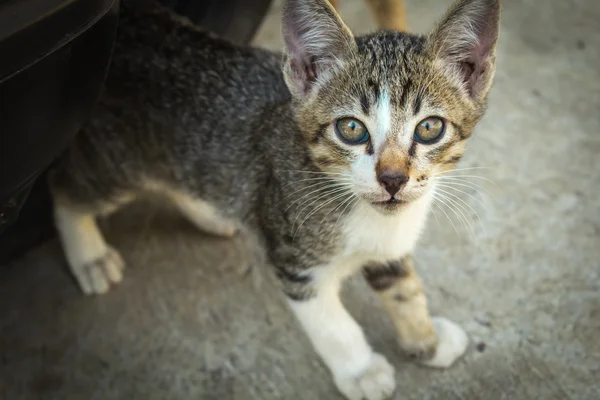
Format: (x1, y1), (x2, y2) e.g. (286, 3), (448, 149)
(311, 192), (433, 289)
(339, 191), (433, 268)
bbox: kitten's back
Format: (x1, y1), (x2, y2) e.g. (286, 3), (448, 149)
(105, 1), (288, 125)
(49, 1), (292, 212)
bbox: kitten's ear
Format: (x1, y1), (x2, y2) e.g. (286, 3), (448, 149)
(282, 0), (356, 98)
(428, 0), (500, 100)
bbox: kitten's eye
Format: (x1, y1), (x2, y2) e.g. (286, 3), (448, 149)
(335, 118), (370, 144)
(414, 117), (445, 144)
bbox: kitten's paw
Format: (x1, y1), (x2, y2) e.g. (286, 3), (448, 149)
(210, 219), (239, 238)
(72, 247), (125, 295)
(192, 216), (239, 238)
(398, 324), (438, 362)
(421, 317), (468, 368)
(334, 353), (396, 400)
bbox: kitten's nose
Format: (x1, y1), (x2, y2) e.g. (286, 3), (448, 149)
(378, 171), (409, 197)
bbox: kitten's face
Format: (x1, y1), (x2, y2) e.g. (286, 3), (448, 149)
(297, 34), (481, 213)
(282, 0), (499, 214)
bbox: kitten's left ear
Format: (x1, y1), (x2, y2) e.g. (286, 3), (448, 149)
(282, 0), (356, 99)
(427, 0), (501, 101)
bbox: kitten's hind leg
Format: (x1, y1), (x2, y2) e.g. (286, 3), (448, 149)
(364, 0), (408, 31)
(54, 204), (125, 295)
(166, 190), (238, 237)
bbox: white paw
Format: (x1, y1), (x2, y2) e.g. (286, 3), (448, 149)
(421, 317), (468, 368)
(334, 353), (396, 400)
(71, 246), (125, 295)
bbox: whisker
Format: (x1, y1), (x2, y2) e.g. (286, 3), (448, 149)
(432, 176), (495, 196)
(297, 190), (351, 229)
(285, 183), (350, 212)
(432, 178), (493, 199)
(284, 170), (352, 177)
(436, 187), (487, 237)
(282, 180), (350, 203)
(292, 186), (351, 227)
(334, 195), (357, 227)
(427, 202), (441, 229)
(434, 191), (475, 241)
(331, 196), (360, 241)
(431, 166), (492, 177)
(291, 186), (351, 220)
(294, 190), (352, 240)
(430, 199), (460, 237)
(320, 191), (355, 225)
(433, 174), (498, 187)
(439, 189), (483, 241)
(281, 176), (352, 190)
(434, 183), (490, 214)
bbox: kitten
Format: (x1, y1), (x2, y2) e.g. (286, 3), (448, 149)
(48, 0), (500, 399)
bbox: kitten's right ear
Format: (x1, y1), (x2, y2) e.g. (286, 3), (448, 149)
(427, 0), (500, 101)
(282, 0), (356, 98)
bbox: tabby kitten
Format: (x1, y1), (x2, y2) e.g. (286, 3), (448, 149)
(49, 0), (500, 398)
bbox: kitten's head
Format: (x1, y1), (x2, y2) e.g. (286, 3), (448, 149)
(282, 0), (500, 213)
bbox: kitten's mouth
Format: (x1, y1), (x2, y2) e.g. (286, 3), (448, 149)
(365, 191), (420, 212)
(375, 198), (406, 204)
(372, 197), (408, 209)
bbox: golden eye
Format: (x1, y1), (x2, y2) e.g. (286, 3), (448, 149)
(335, 118), (370, 144)
(414, 117), (445, 144)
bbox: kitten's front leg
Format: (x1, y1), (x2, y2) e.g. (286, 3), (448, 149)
(363, 255), (468, 368)
(283, 267), (396, 400)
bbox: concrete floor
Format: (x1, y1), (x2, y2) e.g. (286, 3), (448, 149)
(1, 0), (599, 399)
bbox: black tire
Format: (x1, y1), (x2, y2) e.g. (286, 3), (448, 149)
(0, 0), (120, 263)
(159, 0), (273, 45)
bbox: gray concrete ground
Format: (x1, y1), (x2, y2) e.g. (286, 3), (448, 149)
(1, 0), (599, 399)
